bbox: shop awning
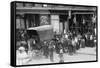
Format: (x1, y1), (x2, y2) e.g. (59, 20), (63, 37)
(16, 6), (96, 11)
(27, 25), (53, 31)
(16, 10), (50, 14)
(16, 6), (96, 15)
(27, 25), (54, 41)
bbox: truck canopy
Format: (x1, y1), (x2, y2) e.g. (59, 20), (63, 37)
(27, 25), (54, 41)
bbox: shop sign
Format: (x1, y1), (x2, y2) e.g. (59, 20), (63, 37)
(40, 15), (49, 25)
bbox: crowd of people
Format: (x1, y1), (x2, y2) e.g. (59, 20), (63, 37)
(16, 29), (97, 65)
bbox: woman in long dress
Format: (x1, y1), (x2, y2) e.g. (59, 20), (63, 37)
(16, 46), (28, 65)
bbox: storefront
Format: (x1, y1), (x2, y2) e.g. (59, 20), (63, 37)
(16, 2), (97, 35)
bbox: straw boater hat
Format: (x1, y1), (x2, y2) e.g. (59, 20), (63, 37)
(18, 46), (25, 51)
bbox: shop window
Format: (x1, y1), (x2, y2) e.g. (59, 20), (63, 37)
(69, 14), (94, 34)
(35, 4), (42, 7)
(16, 3), (24, 7)
(24, 3), (34, 7)
(25, 14), (40, 28)
(43, 4), (47, 7)
(16, 15), (25, 29)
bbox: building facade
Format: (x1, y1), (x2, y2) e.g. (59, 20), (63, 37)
(16, 2), (97, 35)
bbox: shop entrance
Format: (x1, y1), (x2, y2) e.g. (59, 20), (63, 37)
(24, 14), (40, 28)
(59, 15), (68, 34)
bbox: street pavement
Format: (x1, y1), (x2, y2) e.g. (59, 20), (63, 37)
(17, 47), (96, 65)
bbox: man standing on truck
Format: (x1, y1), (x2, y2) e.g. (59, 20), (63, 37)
(58, 42), (64, 63)
(43, 41), (49, 59)
(48, 40), (55, 62)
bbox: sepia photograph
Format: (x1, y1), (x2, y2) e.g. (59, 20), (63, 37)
(11, 1), (97, 66)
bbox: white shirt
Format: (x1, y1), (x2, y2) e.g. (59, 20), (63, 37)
(72, 40), (76, 46)
(90, 35), (93, 40)
(65, 34), (68, 39)
(75, 37), (78, 43)
(94, 28), (96, 35)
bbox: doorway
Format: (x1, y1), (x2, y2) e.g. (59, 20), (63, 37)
(24, 14), (40, 28)
(59, 15), (68, 34)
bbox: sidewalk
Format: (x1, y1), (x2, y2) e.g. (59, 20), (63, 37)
(17, 47), (97, 65)
(77, 47), (96, 55)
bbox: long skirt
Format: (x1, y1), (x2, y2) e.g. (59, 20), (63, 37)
(68, 45), (73, 55)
